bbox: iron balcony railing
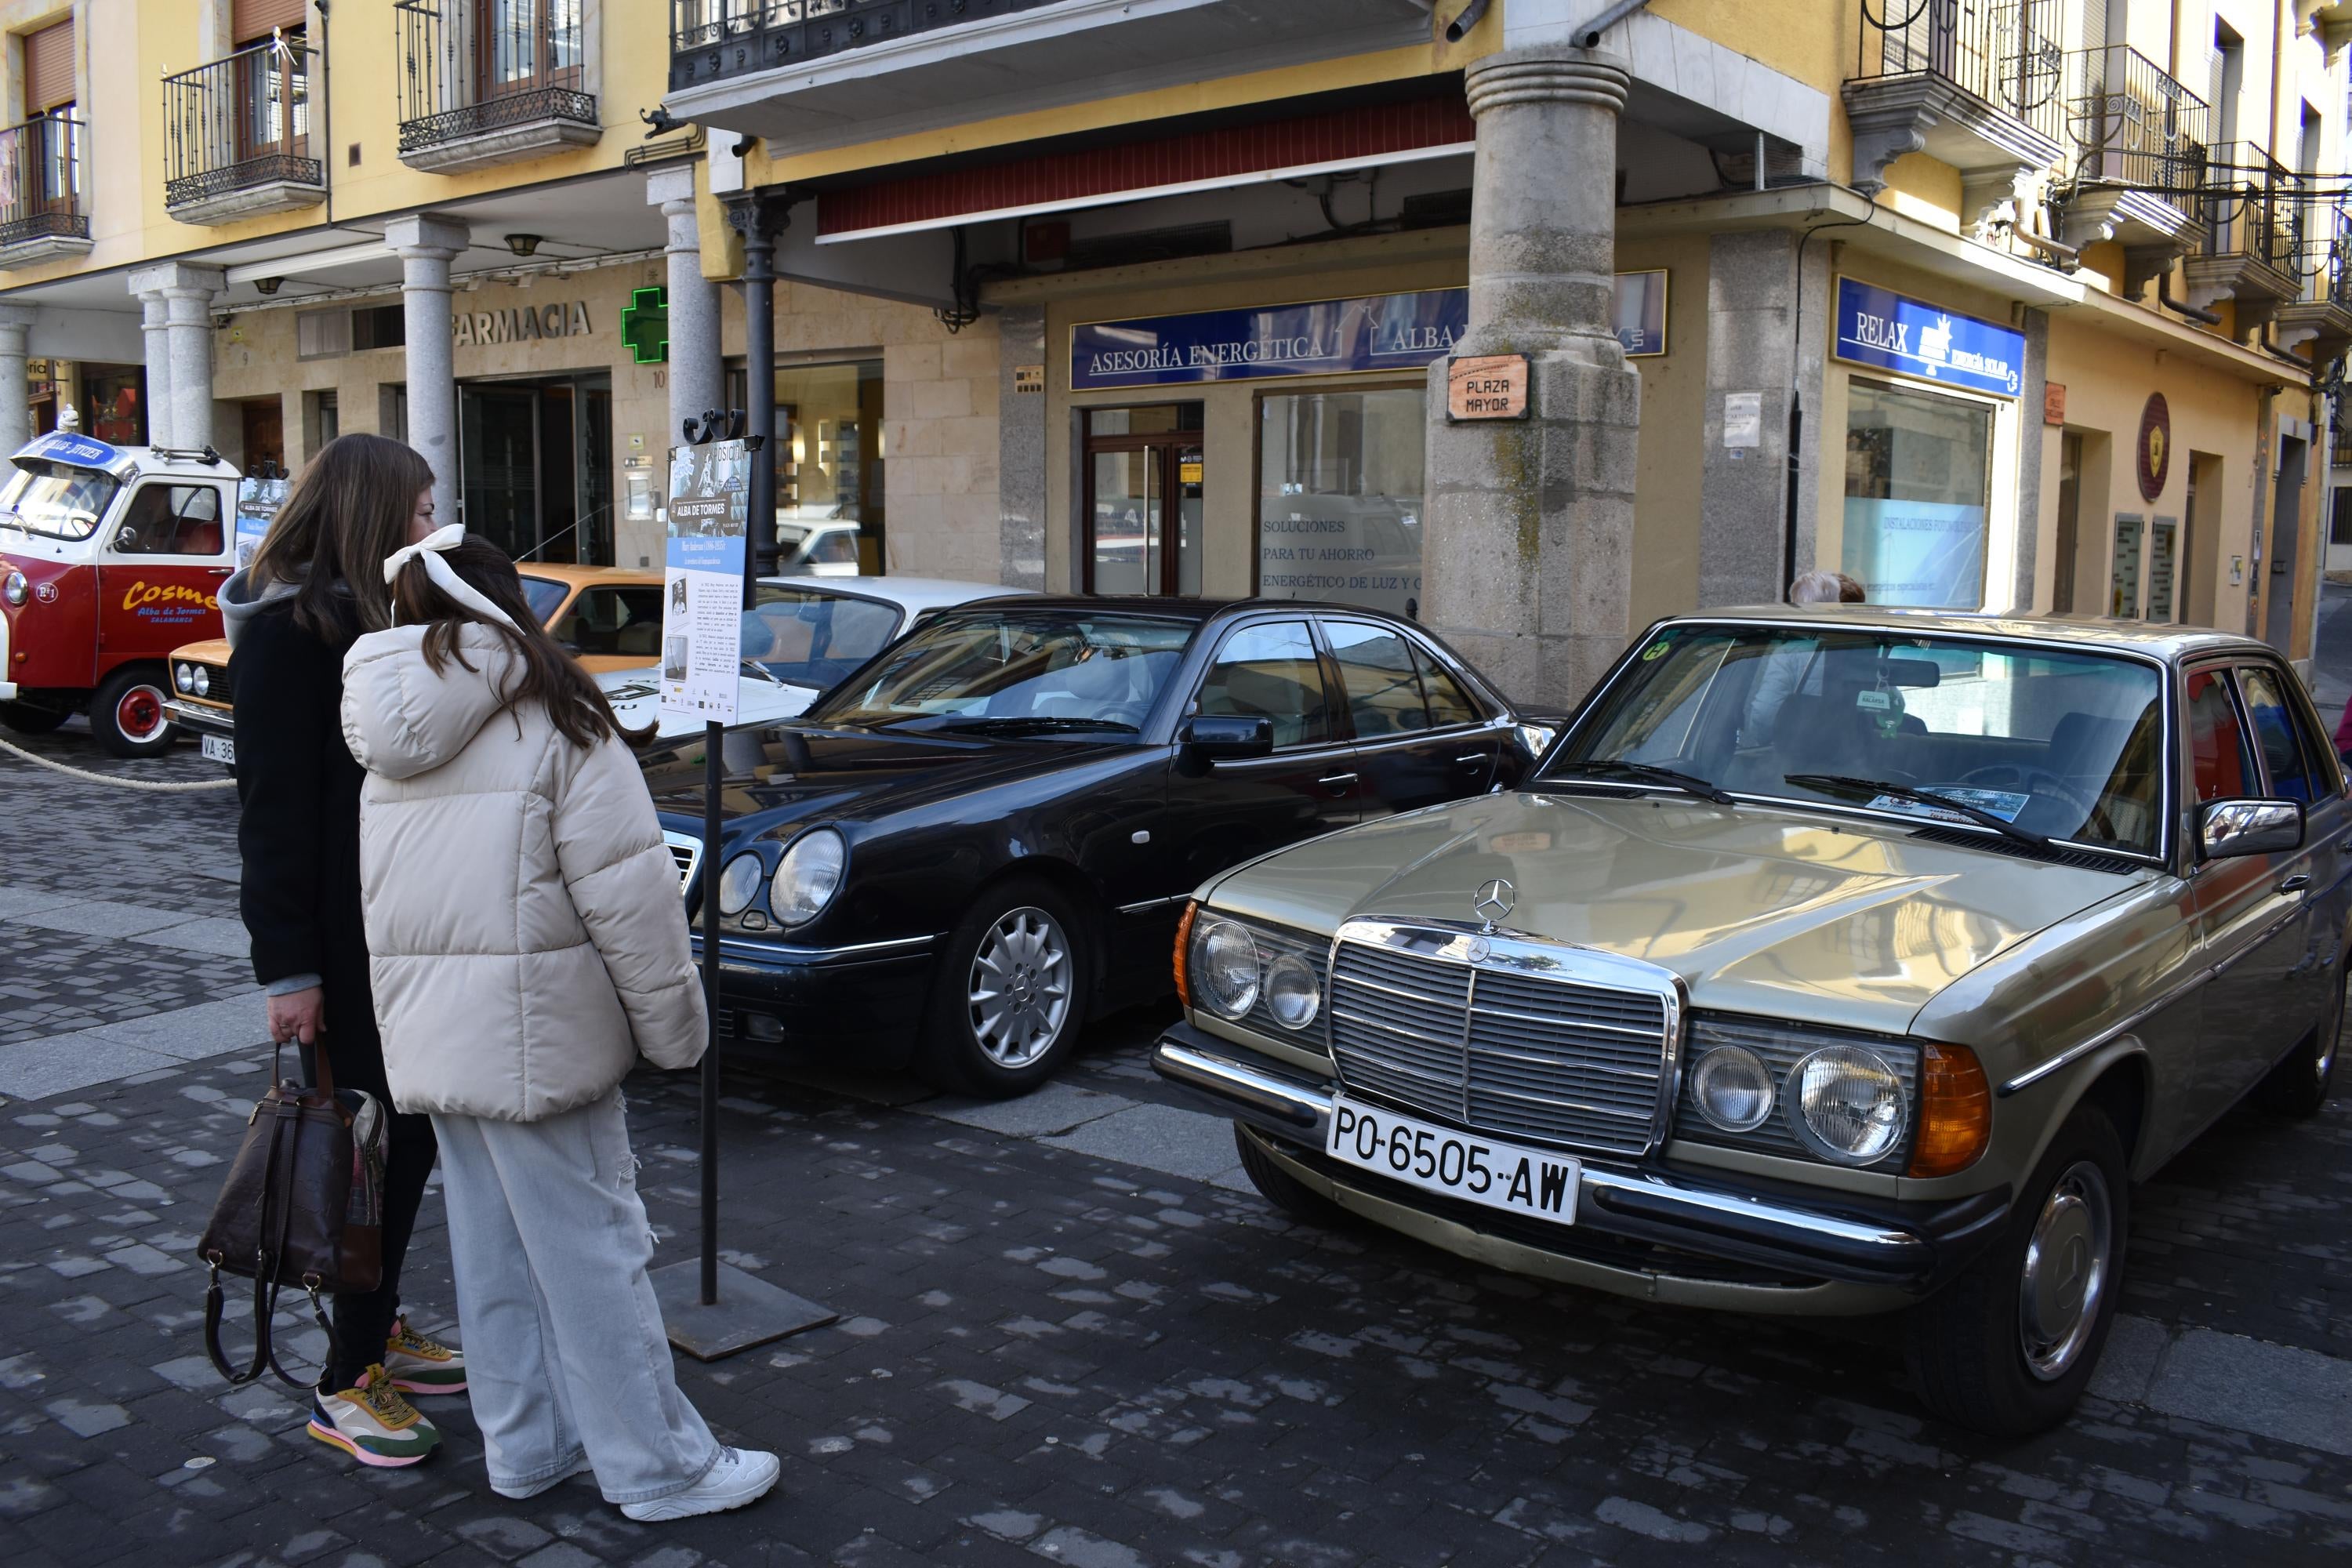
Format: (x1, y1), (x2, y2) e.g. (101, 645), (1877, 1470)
(2294, 201), (2352, 308)
(2201, 141), (2300, 271)
(2065, 42), (2209, 193)
(669, 0), (1079, 93)
(0, 115), (87, 249)
(162, 38), (318, 210)
(1852, 0), (2067, 143)
(396, 0), (594, 155)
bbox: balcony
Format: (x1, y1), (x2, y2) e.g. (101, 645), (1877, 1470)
(1843, 0), (2067, 233)
(2274, 201), (2352, 362)
(2059, 43), (2207, 283)
(664, 0), (1433, 153)
(2183, 143), (2302, 335)
(397, 0), (600, 174)
(162, 38), (323, 225)
(0, 116), (90, 269)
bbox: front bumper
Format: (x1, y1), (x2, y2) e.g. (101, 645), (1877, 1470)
(164, 699), (232, 740)
(688, 931), (938, 1062)
(1154, 1023), (2009, 1312)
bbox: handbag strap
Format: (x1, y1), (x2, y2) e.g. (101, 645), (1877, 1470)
(202, 1091), (343, 1391)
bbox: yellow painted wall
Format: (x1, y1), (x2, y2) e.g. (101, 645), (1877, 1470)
(1873, 153), (1964, 234)
(1617, 230), (1707, 630)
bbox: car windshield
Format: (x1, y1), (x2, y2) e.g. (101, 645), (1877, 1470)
(741, 586), (906, 691)
(1544, 624), (2166, 856)
(0, 464), (120, 542)
(811, 610), (1194, 736)
(518, 575), (570, 626)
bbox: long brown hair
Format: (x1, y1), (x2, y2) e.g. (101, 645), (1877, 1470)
(389, 535), (634, 750)
(249, 433), (434, 643)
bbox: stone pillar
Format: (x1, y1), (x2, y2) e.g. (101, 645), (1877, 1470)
(997, 304), (1047, 589)
(136, 290), (173, 448)
(1422, 46), (1641, 709)
(1700, 230), (1799, 608)
(0, 306), (34, 456)
(129, 263), (223, 450)
(648, 166), (723, 446)
(385, 214), (470, 528)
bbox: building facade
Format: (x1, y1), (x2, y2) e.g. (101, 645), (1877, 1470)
(0, 2), (2346, 703)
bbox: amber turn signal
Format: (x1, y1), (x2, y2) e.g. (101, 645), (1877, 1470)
(1907, 1042), (1991, 1178)
(1172, 899), (1198, 1010)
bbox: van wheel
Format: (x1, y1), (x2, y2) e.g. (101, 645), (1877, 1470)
(0, 700), (67, 735)
(2256, 957), (2343, 1118)
(1904, 1105), (2127, 1437)
(916, 877), (1089, 1098)
(1235, 1123), (1343, 1226)
(90, 666), (175, 758)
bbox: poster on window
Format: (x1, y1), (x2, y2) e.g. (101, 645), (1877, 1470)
(1257, 388), (1428, 618)
(234, 476), (287, 569)
(1839, 499), (1987, 608)
(662, 440), (749, 726)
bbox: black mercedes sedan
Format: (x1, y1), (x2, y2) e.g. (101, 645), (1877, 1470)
(644, 597), (1556, 1096)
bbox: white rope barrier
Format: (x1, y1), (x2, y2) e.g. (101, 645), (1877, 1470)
(0, 732), (238, 792)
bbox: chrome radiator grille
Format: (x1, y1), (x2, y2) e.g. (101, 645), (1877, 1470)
(1327, 923), (1677, 1158)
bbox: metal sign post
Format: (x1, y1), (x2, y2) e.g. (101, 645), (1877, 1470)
(648, 436), (836, 1360)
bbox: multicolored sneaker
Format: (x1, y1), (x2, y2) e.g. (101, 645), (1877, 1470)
(383, 1316), (466, 1396)
(308, 1366), (441, 1468)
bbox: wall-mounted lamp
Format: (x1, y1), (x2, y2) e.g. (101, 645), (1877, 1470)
(504, 233), (543, 258)
(253, 277), (281, 296)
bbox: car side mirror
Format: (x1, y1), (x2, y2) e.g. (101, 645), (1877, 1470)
(1183, 715), (1273, 760)
(2198, 797), (2303, 860)
(113, 524), (139, 552)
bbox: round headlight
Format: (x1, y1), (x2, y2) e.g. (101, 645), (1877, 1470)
(191, 666), (210, 698)
(173, 663), (194, 693)
(1788, 1045), (1907, 1164)
(770, 829), (845, 925)
(1191, 920), (1260, 1020)
(1265, 953), (1319, 1030)
(715, 851), (763, 916)
(1689, 1045), (1774, 1133)
(2, 571), (26, 606)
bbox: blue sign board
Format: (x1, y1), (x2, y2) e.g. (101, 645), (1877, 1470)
(1833, 278), (2023, 399)
(1071, 289), (1468, 390)
(14, 431), (125, 472)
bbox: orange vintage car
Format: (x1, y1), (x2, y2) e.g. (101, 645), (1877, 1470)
(163, 563), (664, 766)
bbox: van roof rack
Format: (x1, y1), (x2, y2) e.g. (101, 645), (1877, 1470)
(148, 445), (227, 467)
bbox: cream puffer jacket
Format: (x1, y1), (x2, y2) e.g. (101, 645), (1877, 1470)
(340, 622), (706, 1121)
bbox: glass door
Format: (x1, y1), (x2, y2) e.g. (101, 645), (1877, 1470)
(459, 384), (539, 561)
(1083, 405), (1202, 597)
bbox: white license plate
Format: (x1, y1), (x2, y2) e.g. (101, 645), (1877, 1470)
(1327, 1096), (1579, 1225)
(201, 734), (234, 765)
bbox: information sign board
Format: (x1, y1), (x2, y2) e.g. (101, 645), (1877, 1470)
(662, 440), (750, 727)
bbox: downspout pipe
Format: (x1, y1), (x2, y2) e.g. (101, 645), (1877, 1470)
(2157, 278), (2222, 325)
(1570, 0), (1653, 47)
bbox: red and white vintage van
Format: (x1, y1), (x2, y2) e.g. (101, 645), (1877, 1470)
(0, 431), (243, 757)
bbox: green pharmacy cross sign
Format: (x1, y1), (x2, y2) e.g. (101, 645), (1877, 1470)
(622, 285), (669, 365)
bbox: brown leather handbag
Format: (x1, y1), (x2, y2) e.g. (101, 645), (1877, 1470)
(198, 1044), (386, 1388)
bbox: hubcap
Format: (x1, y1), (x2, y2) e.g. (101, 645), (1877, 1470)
(967, 906), (1073, 1069)
(2017, 1160), (2113, 1381)
(115, 684), (165, 742)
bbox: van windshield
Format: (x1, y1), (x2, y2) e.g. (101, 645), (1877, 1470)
(0, 465), (120, 542)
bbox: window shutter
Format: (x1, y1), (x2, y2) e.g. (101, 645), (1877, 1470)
(22, 19), (72, 113)
(231, 0), (309, 45)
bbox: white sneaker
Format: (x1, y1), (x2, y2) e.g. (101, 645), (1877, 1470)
(619, 1446), (781, 1522)
(492, 1454), (593, 1501)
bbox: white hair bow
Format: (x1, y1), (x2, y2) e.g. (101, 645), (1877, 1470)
(383, 523), (521, 631)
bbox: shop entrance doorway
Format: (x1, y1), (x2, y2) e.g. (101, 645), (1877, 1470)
(1083, 404), (1203, 596)
(457, 372), (613, 564)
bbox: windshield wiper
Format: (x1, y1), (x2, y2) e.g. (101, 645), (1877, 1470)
(927, 716), (1140, 736)
(1550, 759), (1735, 805)
(1782, 774), (2051, 851)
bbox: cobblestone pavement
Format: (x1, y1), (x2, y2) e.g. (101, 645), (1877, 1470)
(3, 728), (2352, 1568)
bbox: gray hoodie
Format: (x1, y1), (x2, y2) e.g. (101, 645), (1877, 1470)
(219, 566), (301, 651)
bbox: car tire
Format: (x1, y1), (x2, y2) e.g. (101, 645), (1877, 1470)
(89, 666), (176, 758)
(2255, 957), (2343, 1119)
(1904, 1104), (2128, 1438)
(916, 877), (1090, 1099)
(1234, 1123), (1344, 1226)
(0, 700), (68, 735)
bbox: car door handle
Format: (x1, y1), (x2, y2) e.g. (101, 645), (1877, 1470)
(1317, 772), (1358, 790)
(2279, 873), (2312, 894)
(1454, 753), (1486, 767)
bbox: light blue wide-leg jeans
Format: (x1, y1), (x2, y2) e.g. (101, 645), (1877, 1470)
(430, 1088), (722, 1504)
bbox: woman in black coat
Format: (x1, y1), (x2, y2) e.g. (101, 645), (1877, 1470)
(227, 433), (463, 1468)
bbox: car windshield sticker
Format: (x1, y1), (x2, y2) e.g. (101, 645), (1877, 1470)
(1867, 786), (2030, 824)
(1639, 639), (1672, 661)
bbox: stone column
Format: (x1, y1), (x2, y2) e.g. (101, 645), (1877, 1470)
(997, 304), (1047, 589)
(129, 263), (222, 450)
(385, 214), (470, 528)
(0, 306), (35, 456)
(648, 166), (723, 445)
(136, 289), (173, 448)
(1422, 46), (1641, 709)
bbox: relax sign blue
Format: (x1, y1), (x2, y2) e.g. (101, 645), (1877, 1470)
(1070, 289), (1469, 390)
(1833, 278), (2024, 399)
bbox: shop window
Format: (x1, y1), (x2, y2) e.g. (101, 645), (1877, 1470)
(728, 358), (884, 575)
(1839, 378), (1992, 608)
(2332, 485), (2352, 546)
(82, 366), (146, 446)
(1257, 387), (1426, 618)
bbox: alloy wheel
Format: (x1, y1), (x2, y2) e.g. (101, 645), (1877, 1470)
(966, 906), (1073, 1069)
(2016, 1160), (2114, 1381)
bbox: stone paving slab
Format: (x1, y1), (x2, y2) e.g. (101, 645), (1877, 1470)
(86, 996), (268, 1063)
(1040, 1101), (1248, 1186)
(0, 1032), (183, 1102)
(130, 917), (258, 960)
(924, 1083), (1131, 1138)
(4, 901), (201, 939)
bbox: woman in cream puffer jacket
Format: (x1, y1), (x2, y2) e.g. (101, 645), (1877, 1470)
(337, 532), (778, 1523)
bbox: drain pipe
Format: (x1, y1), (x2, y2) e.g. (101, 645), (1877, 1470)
(1570, 0), (1653, 46)
(2157, 277), (2222, 325)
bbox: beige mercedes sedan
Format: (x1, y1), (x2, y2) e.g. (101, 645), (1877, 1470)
(1155, 607), (2346, 1436)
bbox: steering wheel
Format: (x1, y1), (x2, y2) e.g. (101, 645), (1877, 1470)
(1955, 764), (2117, 842)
